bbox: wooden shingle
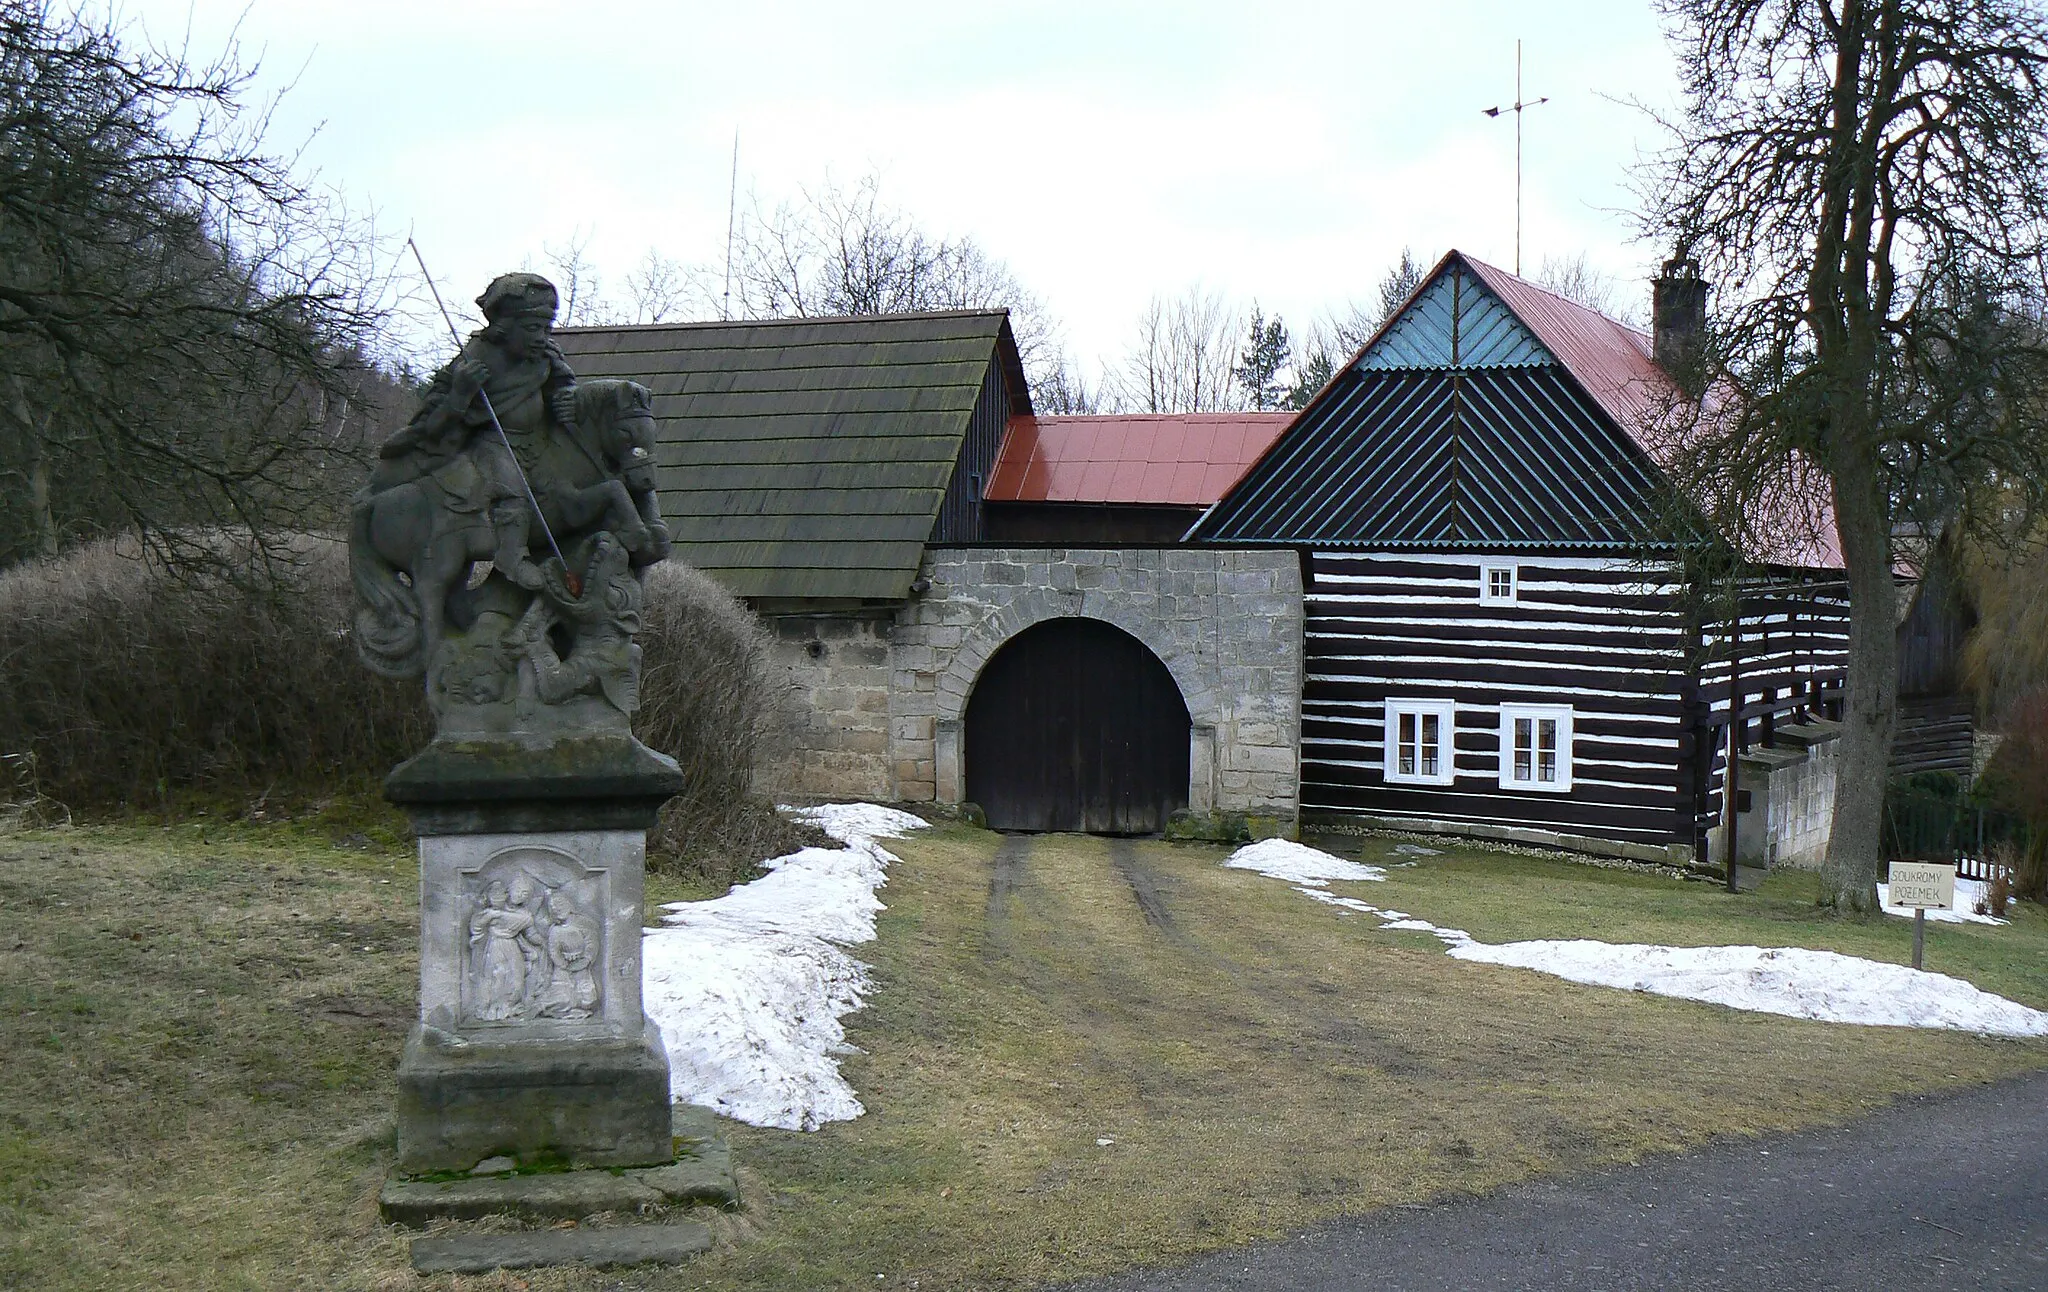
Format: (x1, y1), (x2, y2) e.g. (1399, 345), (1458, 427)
(555, 310), (1027, 600)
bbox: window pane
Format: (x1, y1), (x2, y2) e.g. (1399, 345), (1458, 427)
(1421, 713), (1440, 776)
(1538, 719), (1557, 782)
(1514, 717), (1532, 781)
(1398, 712), (1416, 776)
(1489, 568), (1512, 598)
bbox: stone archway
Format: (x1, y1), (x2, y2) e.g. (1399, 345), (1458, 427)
(931, 589), (1226, 819)
(964, 617), (1191, 833)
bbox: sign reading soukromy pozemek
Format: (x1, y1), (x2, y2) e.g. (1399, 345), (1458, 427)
(1889, 861), (1957, 911)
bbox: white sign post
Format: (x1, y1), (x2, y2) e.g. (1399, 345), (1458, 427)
(1889, 861), (1956, 971)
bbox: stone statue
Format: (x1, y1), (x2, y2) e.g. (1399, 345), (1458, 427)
(349, 273), (669, 737)
(361, 267), (683, 1181)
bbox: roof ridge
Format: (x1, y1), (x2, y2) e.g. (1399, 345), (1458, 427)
(1025, 412), (1296, 423)
(555, 308), (1009, 335)
(1459, 251), (1652, 339)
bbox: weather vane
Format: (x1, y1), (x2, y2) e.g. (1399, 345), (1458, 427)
(1483, 39), (1549, 276)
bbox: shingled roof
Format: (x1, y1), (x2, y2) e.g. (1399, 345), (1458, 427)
(554, 310), (1029, 600)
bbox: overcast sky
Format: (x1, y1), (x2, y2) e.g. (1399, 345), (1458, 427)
(130, 0), (1686, 376)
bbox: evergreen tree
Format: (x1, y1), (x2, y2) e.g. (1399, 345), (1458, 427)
(1232, 306), (1291, 411)
(1284, 348), (1334, 410)
(1374, 248), (1425, 325)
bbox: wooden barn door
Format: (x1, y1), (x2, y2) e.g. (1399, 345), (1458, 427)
(965, 618), (1191, 834)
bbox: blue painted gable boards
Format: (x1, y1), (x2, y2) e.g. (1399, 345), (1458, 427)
(1362, 264), (1553, 371)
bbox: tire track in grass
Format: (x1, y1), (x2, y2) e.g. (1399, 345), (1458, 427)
(1118, 836), (1451, 1081)
(1108, 838), (1177, 932)
(984, 833), (1034, 960)
(988, 834), (1032, 920)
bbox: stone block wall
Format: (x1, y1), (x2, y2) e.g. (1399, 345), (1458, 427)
(1703, 726), (1840, 871)
(754, 547), (1306, 823)
(758, 611), (897, 802)
(1758, 736), (1838, 869)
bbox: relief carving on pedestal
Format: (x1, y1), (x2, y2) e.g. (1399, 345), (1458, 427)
(461, 850), (605, 1025)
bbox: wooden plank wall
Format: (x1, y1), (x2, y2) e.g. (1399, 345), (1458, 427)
(1302, 551), (1694, 846)
(1892, 696), (1974, 778)
(1695, 576), (1851, 728)
(1692, 574), (1852, 828)
(930, 348), (1008, 544)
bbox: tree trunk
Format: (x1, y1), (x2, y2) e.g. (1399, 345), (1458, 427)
(1821, 450), (1898, 910)
(27, 445), (55, 558)
(8, 374), (58, 558)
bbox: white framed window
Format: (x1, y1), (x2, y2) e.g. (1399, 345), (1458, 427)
(1498, 704), (1574, 792)
(1384, 699), (1458, 786)
(1480, 564), (1518, 603)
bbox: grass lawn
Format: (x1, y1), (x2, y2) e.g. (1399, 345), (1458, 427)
(4, 814), (2046, 1290)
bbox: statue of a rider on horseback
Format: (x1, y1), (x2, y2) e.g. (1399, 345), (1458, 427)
(349, 271), (669, 736)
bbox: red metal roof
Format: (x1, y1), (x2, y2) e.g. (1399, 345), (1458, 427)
(986, 413), (1292, 507)
(1463, 255), (1844, 570)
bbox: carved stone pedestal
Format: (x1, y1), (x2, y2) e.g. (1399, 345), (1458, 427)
(387, 733), (683, 1174)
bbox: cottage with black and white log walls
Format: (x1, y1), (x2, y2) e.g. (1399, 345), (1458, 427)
(1193, 251), (1849, 867)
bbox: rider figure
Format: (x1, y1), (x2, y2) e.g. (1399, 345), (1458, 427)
(371, 273), (578, 590)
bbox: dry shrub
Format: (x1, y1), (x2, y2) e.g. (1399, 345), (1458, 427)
(0, 538), (801, 884)
(0, 533), (428, 807)
(1982, 687), (2048, 899)
(1982, 861), (2014, 917)
(633, 560), (811, 884)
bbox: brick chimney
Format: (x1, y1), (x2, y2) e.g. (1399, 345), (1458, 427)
(1652, 257), (1708, 377)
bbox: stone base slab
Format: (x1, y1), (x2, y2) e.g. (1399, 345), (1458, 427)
(386, 732), (683, 835)
(382, 1170), (664, 1224)
(395, 1020), (673, 1173)
(381, 1105), (739, 1225)
(409, 1224), (712, 1275)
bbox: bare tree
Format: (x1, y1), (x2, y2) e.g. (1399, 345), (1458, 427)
(1283, 255), (1413, 409)
(1535, 252), (1640, 324)
(1642, 0), (2048, 907)
(537, 229), (619, 326)
(0, 1), (396, 571)
(724, 172), (1059, 379)
(1107, 286), (1243, 413)
(622, 248), (690, 325)
(1032, 351), (1100, 414)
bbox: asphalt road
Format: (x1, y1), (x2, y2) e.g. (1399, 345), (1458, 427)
(1069, 1066), (2048, 1291)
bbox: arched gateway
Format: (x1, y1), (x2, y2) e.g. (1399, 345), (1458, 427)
(964, 617), (1192, 833)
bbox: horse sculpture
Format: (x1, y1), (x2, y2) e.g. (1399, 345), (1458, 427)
(350, 378), (665, 679)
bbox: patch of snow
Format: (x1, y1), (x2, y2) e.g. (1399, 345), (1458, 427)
(1225, 838), (1386, 887)
(1448, 940), (2048, 1037)
(1298, 889), (1384, 915)
(786, 801), (929, 846)
(1392, 843), (1442, 857)
(1225, 848), (2048, 1038)
(1878, 876), (2007, 926)
(641, 803), (925, 1131)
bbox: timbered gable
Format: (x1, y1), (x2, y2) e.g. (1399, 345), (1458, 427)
(1192, 255), (1667, 550)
